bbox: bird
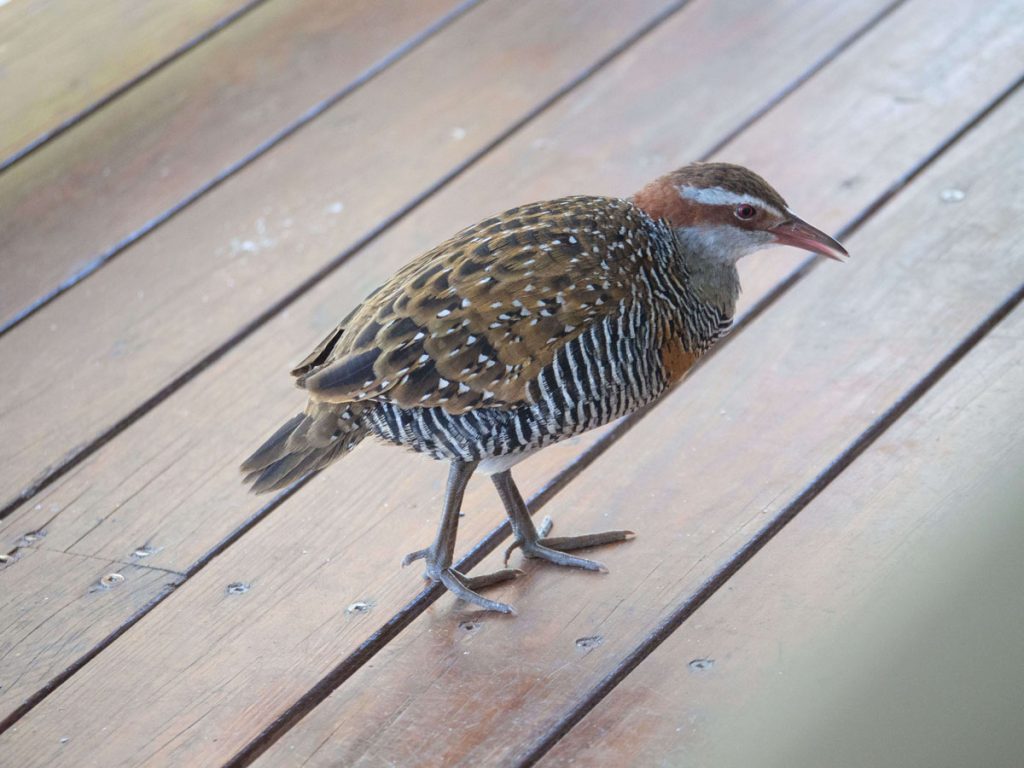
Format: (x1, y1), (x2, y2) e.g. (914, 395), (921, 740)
(241, 162), (847, 614)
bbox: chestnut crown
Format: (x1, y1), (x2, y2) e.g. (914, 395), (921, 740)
(633, 162), (847, 263)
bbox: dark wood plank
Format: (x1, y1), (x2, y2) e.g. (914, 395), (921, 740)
(0, 0), (466, 331)
(0, 0), (254, 164)
(540, 305), (1024, 768)
(0, 547), (180, 724)
(0, 0), (1003, 763)
(0, 0), (678, 514)
(246, 81), (1024, 767)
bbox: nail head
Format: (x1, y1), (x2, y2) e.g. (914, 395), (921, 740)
(99, 573), (124, 588)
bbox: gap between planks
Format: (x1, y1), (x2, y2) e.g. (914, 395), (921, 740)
(0, 0), (269, 175)
(0, 0), (483, 338)
(225, 41), (1023, 768)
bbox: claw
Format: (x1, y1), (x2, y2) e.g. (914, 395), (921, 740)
(439, 569), (517, 614)
(521, 542), (609, 572)
(401, 547), (430, 568)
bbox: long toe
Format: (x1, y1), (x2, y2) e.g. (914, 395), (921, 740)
(510, 525), (635, 570)
(439, 568), (516, 614)
(540, 529), (635, 552)
(462, 567), (524, 591)
(520, 542), (609, 572)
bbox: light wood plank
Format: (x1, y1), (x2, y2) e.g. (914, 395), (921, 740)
(0, 0), (677, 513)
(0, 0), (1009, 764)
(248, 82), (1024, 767)
(0, 0), (253, 164)
(0, 547), (180, 725)
(539, 308), (1024, 768)
(0, 0), (464, 331)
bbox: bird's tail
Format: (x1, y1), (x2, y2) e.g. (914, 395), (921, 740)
(241, 401), (370, 493)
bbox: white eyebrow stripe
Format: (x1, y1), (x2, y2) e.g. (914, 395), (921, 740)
(677, 185), (784, 217)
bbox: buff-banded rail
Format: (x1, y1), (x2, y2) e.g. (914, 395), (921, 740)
(242, 162), (847, 614)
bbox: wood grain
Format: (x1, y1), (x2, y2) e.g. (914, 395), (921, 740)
(539, 307), (1024, 768)
(0, 0), (253, 165)
(0, 0), (677, 514)
(0, 0), (465, 331)
(0, 547), (180, 725)
(1, 0), (1009, 763)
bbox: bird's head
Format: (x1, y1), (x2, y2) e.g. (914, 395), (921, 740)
(633, 162), (847, 265)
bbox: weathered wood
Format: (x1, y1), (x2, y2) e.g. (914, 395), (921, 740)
(0, 0), (465, 331)
(1, 0), (1013, 763)
(244, 71), (1024, 768)
(539, 306), (1024, 768)
(0, 0), (254, 165)
(0, 0), (678, 514)
(0, 547), (180, 725)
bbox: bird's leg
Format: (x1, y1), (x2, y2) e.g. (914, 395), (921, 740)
(492, 470), (634, 571)
(401, 460), (522, 614)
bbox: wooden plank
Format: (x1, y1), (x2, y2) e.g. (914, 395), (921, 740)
(245, 82), (1024, 766)
(0, 0), (466, 332)
(539, 307), (1024, 768)
(0, 0), (255, 165)
(0, 0), (679, 514)
(0, 0), (905, 760)
(0, 547), (181, 725)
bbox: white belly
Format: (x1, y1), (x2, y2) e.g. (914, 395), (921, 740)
(477, 448), (538, 475)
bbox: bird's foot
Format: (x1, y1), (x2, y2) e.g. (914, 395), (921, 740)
(504, 516), (635, 572)
(402, 547), (522, 614)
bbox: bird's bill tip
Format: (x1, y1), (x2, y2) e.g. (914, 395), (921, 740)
(772, 215), (848, 261)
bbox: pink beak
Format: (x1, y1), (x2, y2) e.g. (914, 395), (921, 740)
(772, 214), (848, 261)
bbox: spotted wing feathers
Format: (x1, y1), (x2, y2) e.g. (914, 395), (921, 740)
(298, 196), (656, 413)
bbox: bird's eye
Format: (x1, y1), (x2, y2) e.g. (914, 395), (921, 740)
(735, 204), (757, 220)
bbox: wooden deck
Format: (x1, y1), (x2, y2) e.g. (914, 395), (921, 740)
(1, 1), (1022, 765)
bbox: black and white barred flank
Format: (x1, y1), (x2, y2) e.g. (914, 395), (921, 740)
(364, 273), (732, 466)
